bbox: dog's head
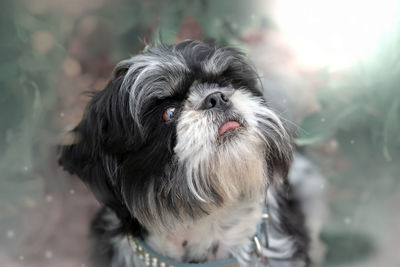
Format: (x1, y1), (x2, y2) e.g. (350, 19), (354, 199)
(59, 40), (292, 232)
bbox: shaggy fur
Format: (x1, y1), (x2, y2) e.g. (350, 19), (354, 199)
(59, 40), (311, 266)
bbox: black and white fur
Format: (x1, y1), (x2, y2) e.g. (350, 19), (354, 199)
(59, 40), (311, 266)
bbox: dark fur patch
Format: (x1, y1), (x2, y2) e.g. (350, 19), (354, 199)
(210, 242), (219, 256)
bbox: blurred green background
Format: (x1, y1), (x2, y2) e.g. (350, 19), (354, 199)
(1, 0), (399, 266)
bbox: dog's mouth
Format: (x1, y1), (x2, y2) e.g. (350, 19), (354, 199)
(218, 120), (241, 136)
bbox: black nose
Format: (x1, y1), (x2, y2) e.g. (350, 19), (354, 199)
(201, 92), (230, 110)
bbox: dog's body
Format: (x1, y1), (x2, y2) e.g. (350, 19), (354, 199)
(59, 40), (317, 267)
(90, 172), (310, 267)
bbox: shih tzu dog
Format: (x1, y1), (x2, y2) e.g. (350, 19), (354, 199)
(59, 40), (314, 267)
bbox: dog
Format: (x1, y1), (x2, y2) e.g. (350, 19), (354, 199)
(59, 40), (312, 267)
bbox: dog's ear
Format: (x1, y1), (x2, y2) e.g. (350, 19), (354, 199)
(265, 123), (293, 184)
(267, 143), (293, 184)
(58, 72), (134, 212)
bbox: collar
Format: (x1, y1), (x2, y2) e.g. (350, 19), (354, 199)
(128, 201), (269, 267)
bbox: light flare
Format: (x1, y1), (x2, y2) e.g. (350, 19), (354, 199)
(272, 0), (400, 70)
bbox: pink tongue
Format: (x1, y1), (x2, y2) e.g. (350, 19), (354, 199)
(218, 121), (240, 135)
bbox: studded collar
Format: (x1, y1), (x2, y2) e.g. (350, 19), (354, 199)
(128, 202), (269, 267)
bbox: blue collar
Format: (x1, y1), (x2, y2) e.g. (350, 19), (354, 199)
(128, 202), (269, 267)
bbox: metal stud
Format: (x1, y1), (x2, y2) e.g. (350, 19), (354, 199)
(253, 236), (263, 258)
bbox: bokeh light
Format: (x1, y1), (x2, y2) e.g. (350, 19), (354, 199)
(273, 0), (400, 70)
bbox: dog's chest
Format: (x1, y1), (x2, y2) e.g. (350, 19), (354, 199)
(145, 200), (263, 263)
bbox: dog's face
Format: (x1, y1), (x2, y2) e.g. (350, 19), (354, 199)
(59, 40), (292, 232)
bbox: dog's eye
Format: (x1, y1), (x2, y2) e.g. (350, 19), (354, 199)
(226, 84), (233, 89)
(162, 107), (177, 121)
